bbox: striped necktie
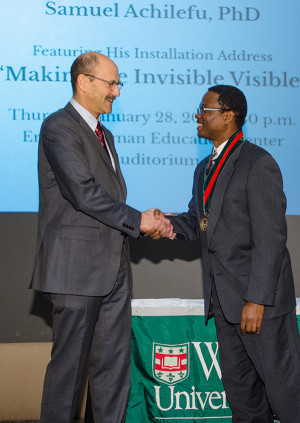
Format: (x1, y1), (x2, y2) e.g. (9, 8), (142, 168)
(211, 148), (218, 167)
(95, 121), (110, 159)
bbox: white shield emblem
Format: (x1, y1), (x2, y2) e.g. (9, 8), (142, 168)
(152, 342), (190, 385)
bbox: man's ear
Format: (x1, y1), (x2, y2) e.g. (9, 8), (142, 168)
(223, 110), (235, 126)
(76, 74), (88, 93)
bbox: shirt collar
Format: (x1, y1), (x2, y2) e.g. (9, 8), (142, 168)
(70, 98), (100, 132)
(70, 98), (116, 171)
(214, 139), (228, 157)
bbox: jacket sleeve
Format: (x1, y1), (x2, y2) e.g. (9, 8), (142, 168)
(41, 115), (141, 238)
(244, 153), (287, 306)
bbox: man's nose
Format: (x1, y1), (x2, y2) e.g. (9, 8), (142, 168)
(112, 85), (120, 97)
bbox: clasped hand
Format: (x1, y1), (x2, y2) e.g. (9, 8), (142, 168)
(140, 208), (176, 240)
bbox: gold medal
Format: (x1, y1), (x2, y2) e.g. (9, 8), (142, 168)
(200, 213), (208, 233)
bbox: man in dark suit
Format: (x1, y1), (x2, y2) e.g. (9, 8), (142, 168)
(30, 52), (172, 423)
(166, 85), (300, 422)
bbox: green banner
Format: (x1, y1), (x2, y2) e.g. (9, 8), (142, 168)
(126, 301), (300, 423)
(127, 315), (230, 422)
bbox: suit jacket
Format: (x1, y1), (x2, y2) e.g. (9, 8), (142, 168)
(170, 141), (296, 323)
(30, 102), (141, 296)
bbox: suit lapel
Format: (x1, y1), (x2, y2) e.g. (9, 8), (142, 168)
(64, 103), (126, 199)
(103, 126), (127, 198)
(206, 142), (244, 245)
(197, 164), (207, 221)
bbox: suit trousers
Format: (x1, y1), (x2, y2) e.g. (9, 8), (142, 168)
(212, 283), (300, 423)
(40, 244), (132, 423)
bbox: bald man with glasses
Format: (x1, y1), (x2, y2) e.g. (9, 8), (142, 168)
(30, 52), (172, 423)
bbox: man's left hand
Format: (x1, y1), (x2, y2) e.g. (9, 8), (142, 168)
(240, 302), (264, 335)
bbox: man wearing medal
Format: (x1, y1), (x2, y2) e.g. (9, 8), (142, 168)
(166, 85), (300, 422)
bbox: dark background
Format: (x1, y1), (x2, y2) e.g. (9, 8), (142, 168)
(0, 213), (299, 342)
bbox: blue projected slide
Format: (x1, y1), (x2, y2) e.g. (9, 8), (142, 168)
(0, 0), (299, 213)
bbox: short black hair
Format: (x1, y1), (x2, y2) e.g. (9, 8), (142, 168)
(70, 52), (100, 94)
(208, 85), (247, 128)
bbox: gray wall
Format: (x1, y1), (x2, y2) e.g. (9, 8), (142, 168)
(0, 213), (299, 342)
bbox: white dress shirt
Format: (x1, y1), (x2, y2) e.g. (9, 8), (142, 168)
(70, 98), (116, 171)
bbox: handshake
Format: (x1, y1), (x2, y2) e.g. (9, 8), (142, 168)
(140, 208), (176, 240)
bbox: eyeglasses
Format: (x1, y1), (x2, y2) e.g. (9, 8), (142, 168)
(197, 106), (229, 114)
(84, 74), (123, 91)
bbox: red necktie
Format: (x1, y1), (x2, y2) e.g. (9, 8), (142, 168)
(95, 121), (110, 159)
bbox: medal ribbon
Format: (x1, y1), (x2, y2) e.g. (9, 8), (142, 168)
(203, 130), (245, 213)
